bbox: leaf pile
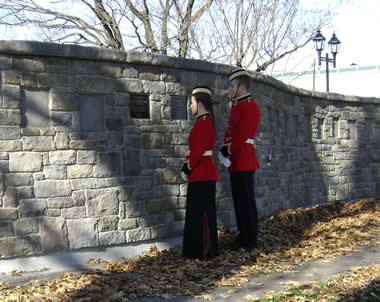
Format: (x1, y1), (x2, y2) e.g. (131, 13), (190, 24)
(252, 264), (380, 301)
(0, 199), (378, 301)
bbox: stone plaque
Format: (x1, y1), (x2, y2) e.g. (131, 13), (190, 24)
(22, 89), (50, 127)
(171, 96), (187, 120)
(130, 94), (149, 119)
(80, 95), (105, 131)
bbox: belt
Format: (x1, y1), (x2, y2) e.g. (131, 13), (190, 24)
(203, 150), (212, 156)
(246, 138), (255, 144)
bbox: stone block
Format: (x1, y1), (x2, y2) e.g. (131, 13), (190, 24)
(34, 180), (72, 197)
(153, 185), (180, 197)
(93, 152), (121, 177)
(0, 221), (13, 237)
(5, 173), (33, 186)
(69, 140), (99, 150)
(49, 150), (76, 165)
(50, 93), (79, 111)
(44, 165), (67, 180)
(124, 197), (148, 217)
(0, 173), (3, 197)
(67, 165), (93, 178)
(40, 216), (67, 252)
(14, 218), (39, 235)
(0, 235), (40, 257)
(0, 160), (8, 173)
(85, 188), (119, 217)
(36, 72), (50, 89)
(116, 78), (143, 93)
(48, 197), (74, 209)
(126, 227), (151, 242)
(98, 216), (118, 232)
(61, 206), (86, 219)
(150, 224), (177, 239)
(114, 93), (130, 106)
(22, 136), (55, 151)
(142, 133), (162, 149)
(9, 152), (42, 172)
(0, 141), (22, 152)
(137, 214), (164, 227)
(118, 218), (137, 230)
(0, 126), (20, 140)
(142, 80), (165, 94)
(0, 208), (18, 220)
(70, 178), (107, 190)
(75, 76), (114, 94)
(0, 109), (21, 125)
(19, 199), (47, 218)
(166, 82), (185, 95)
(21, 72), (37, 88)
(16, 186), (34, 199)
(1, 71), (21, 85)
(162, 167), (181, 184)
(72, 190), (85, 206)
(77, 150), (96, 164)
(1, 85), (20, 109)
(99, 231), (125, 246)
(12, 58), (45, 72)
(51, 112), (72, 127)
(67, 218), (98, 249)
(55, 132), (69, 150)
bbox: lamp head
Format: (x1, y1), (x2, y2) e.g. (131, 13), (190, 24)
(328, 32), (341, 54)
(312, 29), (326, 52)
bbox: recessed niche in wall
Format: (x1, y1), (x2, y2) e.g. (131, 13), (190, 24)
(80, 95), (105, 131)
(22, 89), (50, 127)
(130, 94), (149, 119)
(171, 96), (187, 120)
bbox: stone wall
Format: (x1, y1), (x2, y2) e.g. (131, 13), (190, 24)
(0, 41), (379, 258)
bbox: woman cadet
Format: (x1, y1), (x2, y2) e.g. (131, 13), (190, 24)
(181, 86), (220, 260)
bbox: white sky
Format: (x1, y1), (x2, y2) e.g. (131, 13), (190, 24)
(274, 0), (380, 73)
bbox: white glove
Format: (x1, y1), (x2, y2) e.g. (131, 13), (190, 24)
(181, 171), (188, 182)
(218, 151), (231, 168)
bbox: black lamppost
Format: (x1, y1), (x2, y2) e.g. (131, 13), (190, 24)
(312, 30), (341, 92)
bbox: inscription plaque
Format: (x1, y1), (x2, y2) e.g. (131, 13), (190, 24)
(171, 96), (187, 120)
(130, 94), (149, 119)
(80, 95), (105, 131)
(22, 89), (50, 127)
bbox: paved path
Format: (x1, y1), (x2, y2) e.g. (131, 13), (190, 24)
(0, 237), (379, 301)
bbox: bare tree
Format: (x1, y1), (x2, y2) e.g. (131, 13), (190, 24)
(0, 0), (214, 57)
(189, 0), (345, 72)
(0, 0), (126, 49)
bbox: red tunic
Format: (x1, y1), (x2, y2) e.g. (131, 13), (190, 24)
(223, 94), (261, 173)
(186, 114), (220, 183)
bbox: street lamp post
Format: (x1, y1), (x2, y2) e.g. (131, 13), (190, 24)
(312, 30), (341, 92)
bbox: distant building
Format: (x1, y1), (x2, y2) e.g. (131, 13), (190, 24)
(272, 64), (380, 98)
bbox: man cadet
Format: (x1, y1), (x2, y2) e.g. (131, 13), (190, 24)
(218, 68), (261, 251)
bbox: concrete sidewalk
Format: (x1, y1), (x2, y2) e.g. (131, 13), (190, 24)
(0, 238), (379, 301)
(0, 236), (183, 286)
(129, 246), (380, 302)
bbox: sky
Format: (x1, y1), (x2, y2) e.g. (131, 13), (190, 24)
(276, 0), (380, 73)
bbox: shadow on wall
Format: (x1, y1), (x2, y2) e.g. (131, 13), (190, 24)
(0, 47), (236, 263)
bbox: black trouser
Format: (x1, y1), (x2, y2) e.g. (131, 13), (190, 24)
(182, 181), (218, 259)
(230, 171), (258, 248)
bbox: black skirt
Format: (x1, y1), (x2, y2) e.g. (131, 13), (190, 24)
(182, 181), (218, 259)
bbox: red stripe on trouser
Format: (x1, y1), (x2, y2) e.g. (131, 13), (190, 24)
(203, 212), (212, 258)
